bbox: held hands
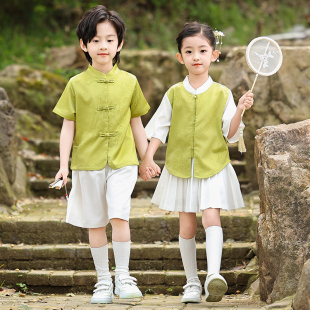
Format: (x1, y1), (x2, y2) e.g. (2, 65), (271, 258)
(238, 90), (254, 112)
(139, 157), (161, 181)
(55, 167), (69, 186)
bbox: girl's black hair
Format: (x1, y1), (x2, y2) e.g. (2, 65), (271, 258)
(176, 22), (216, 53)
(76, 5), (126, 65)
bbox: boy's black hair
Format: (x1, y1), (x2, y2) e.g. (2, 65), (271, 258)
(176, 22), (216, 53)
(76, 5), (126, 65)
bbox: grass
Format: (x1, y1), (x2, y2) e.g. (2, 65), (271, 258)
(0, 0), (307, 73)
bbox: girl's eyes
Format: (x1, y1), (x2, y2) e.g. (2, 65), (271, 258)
(201, 49), (207, 53)
(185, 51), (192, 54)
(93, 39), (99, 43)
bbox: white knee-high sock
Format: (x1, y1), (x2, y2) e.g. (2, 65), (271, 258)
(205, 226), (223, 276)
(91, 244), (111, 282)
(112, 240), (131, 277)
(179, 235), (199, 283)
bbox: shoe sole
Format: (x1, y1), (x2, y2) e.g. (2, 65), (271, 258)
(115, 288), (142, 299)
(205, 278), (228, 302)
(90, 297), (113, 304)
(181, 297), (201, 303)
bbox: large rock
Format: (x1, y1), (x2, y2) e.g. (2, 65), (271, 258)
(254, 120), (310, 303)
(293, 259), (310, 310)
(0, 88), (17, 206)
(220, 46), (310, 189)
(0, 65), (67, 126)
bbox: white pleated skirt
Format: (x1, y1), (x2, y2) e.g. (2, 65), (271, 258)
(151, 159), (245, 212)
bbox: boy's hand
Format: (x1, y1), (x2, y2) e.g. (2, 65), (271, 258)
(139, 157), (161, 181)
(238, 90), (254, 112)
(55, 167), (69, 186)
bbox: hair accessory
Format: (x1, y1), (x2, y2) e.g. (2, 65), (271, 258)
(238, 36), (283, 153)
(214, 30), (225, 62)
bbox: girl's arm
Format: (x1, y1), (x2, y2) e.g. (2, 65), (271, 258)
(130, 117), (161, 179)
(55, 119), (75, 185)
(227, 90), (254, 139)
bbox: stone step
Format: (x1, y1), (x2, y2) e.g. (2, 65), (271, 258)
(0, 198), (258, 244)
(30, 156), (246, 178)
(0, 269), (258, 295)
(0, 242), (256, 271)
(29, 174), (250, 198)
(36, 140), (244, 161)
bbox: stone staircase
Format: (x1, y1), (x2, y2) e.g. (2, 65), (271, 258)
(24, 140), (250, 198)
(0, 140), (259, 296)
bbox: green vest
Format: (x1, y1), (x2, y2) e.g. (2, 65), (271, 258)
(165, 82), (230, 178)
(53, 64), (150, 170)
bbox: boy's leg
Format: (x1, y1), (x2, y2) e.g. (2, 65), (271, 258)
(110, 218), (142, 298)
(202, 208), (227, 302)
(89, 226), (113, 304)
(179, 212), (202, 303)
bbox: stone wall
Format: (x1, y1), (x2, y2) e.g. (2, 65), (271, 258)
(220, 46), (310, 189)
(0, 88), (17, 206)
(254, 120), (310, 303)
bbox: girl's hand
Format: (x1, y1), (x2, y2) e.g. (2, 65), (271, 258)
(238, 90), (254, 112)
(139, 157), (161, 181)
(55, 167), (69, 186)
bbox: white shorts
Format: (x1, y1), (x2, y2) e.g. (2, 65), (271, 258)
(66, 165), (138, 228)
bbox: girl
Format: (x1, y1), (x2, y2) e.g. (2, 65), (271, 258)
(53, 5), (159, 304)
(140, 22), (253, 303)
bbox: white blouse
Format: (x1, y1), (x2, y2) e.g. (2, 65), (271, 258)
(145, 76), (244, 144)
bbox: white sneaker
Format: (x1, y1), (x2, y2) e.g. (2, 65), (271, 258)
(204, 274), (228, 302)
(115, 274), (143, 298)
(181, 281), (202, 303)
(90, 280), (114, 304)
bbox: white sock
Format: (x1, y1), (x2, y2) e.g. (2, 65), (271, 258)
(205, 226), (223, 276)
(179, 235), (200, 283)
(112, 240), (131, 277)
(91, 244), (111, 282)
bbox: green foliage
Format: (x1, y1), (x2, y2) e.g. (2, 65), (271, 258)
(16, 282), (28, 293)
(0, 0), (307, 71)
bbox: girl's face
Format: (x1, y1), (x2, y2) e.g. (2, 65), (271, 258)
(80, 21), (123, 73)
(177, 35), (219, 77)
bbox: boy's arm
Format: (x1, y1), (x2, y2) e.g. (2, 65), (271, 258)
(227, 90), (254, 139)
(55, 119), (75, 185)
(130, 117), (161, 179)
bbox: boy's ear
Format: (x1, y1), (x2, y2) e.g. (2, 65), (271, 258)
(80, 39), (88, 52)
(176, 53), (184, 64)
(117, 40), (124, 52)
(211, 50), (220, 62)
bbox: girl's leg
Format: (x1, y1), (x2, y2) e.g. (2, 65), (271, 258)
(89, 226), (113, 304)
(179, 212), (202, 303)
(110, 218), (142, 298)
(202, 208), (227, 302)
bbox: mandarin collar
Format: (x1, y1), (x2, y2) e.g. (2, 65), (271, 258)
(183, 75), (213, 95)
(87, 64), (119, 81)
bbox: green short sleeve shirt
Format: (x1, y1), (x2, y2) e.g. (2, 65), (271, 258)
(53, 64), (150, 170)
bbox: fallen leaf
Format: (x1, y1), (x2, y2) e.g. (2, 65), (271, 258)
(1, 288), (16, 296)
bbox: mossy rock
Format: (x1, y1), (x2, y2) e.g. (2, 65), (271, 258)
(0, 65), (67, 126)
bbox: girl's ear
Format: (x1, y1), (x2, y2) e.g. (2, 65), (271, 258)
(176, 53), (184, 64)
(117, 40), (124, 52)
(211, 50), (220, 62)
(80, 39), (88, 52)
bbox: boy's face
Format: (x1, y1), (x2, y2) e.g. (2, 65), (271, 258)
(80, 21), (123, 73)
(176, 35), (218, 77)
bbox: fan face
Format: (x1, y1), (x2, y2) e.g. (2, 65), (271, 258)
(246, 37), (283, 76)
